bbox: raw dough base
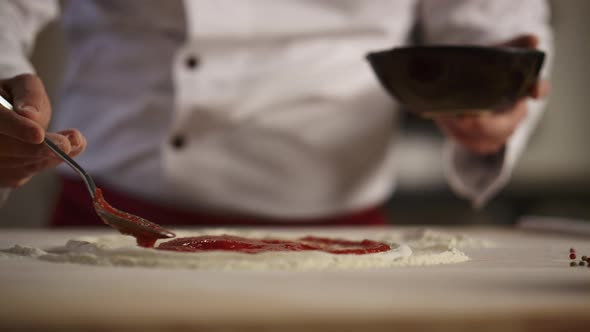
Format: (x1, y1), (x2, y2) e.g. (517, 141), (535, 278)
(1, 229), (489, 271)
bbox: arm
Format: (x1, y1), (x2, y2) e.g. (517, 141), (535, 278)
(417, 0), (553, 207)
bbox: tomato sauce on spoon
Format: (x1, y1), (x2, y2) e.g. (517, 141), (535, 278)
(93, 188), (175, 247)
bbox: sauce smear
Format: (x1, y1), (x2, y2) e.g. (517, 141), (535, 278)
(93, 188), (175, 247)
(157, 235), (390, 255)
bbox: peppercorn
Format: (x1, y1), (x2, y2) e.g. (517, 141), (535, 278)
(570, 261), (577, 267)
(570, 248), (576, 253)
(569, 253), (576, 260)
(582, 255), (588, 261)
(579, 261), (586, 266)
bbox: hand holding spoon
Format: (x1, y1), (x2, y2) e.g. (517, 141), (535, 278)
(0, 95), (175, 247)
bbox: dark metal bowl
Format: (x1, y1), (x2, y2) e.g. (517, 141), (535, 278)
(366, 46), (545, 114)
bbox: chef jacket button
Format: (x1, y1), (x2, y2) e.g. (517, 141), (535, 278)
(185, 55), (200, 69)
(171, 135), (186, 149)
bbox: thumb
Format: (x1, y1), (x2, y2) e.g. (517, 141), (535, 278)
(5, 74), (52, 130)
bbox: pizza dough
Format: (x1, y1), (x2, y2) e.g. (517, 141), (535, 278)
(1, 229), (489, 270)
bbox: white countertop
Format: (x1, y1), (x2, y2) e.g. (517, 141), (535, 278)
(1, 225), (589, 331)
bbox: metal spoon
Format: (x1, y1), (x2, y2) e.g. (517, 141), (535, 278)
(0, 95), (175, 243)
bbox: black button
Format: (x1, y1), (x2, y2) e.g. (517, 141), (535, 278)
(171, 135), (186, 149)
(185, 55), (200, 69)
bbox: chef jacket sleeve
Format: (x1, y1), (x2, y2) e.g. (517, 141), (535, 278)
(0, 0), (58, 78)
(417, 0), (553, 207)
(0, 0), (59, 207)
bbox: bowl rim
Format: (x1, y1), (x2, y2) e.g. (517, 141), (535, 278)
(367, 45), (545, 58)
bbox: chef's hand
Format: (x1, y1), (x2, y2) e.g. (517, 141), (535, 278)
(0, 74), (86, 188)
(433, 34), (550, 155)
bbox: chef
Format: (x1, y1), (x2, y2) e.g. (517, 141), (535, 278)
(0, 0), (551, 226)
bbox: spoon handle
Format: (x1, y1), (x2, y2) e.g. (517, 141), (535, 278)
(0, 95), (96, 198)
(43, 138), (97, 198)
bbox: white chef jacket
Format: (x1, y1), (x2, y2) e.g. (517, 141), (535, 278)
(0, 0), (552, 219)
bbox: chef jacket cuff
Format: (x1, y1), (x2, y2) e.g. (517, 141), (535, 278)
(443, 97), (545, 208)
(443, 141), (508, 209)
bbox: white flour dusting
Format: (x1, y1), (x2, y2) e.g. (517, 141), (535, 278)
(1, 229), (489, 270)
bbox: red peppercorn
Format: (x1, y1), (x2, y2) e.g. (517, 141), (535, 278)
(570, 253), (576, 260)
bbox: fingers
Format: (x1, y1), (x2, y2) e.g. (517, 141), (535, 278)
(5, 74), (52, 129)
(435, 100), (528, 155)
(499, 34), (539, 49)
(0, 131), (70, 158)
(62, 129), (87, 157)
(529, 79), (550, 99)
(438, 117), (505, 154)
(0, 129), (86, 158)
(0, 109), (45, 143)
(0, 128), (87, 188)
(496, 35), (549, 101)
(503, 35), (550, 101)
(0, 74), (52, 144)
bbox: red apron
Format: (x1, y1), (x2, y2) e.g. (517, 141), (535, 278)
(50, 176), (389, 227)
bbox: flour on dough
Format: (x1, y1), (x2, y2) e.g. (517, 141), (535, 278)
(1, 229), (489, 270)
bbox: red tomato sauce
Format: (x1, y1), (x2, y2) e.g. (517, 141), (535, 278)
(93, 189), (388, 254)
(157, 235), (390, 255)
